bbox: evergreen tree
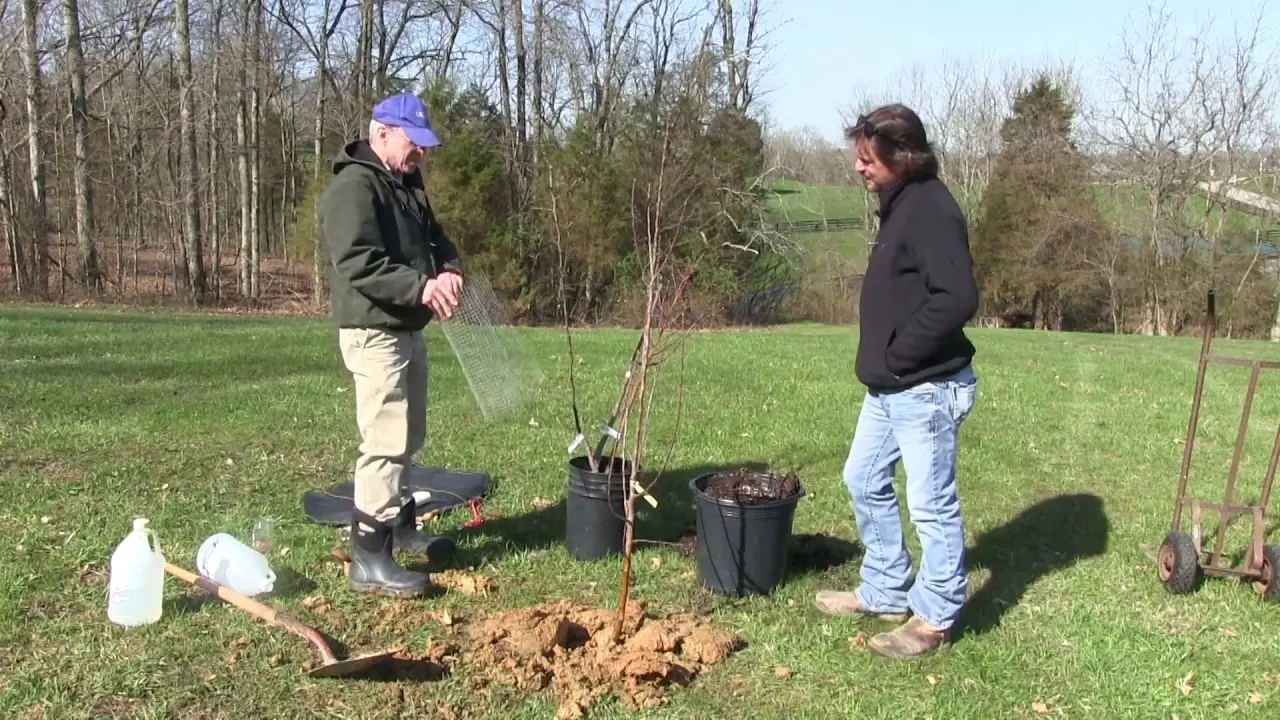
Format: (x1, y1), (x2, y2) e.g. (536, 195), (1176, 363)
(972, 75), (1112, 330)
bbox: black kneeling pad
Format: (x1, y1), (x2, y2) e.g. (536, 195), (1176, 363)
(302, 464), (491, 526)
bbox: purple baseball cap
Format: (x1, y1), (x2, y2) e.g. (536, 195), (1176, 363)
(371, 92), (440, 149)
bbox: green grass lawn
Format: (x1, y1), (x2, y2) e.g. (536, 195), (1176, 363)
(764, 179), (870, 223)
(4, 305), (1280, 718)
(764, 180), (872, 274)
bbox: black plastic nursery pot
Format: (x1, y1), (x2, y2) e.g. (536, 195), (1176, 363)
(565, 454), (637, 561)
(690, 471), (805, 596)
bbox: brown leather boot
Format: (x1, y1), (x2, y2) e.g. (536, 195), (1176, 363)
(814, 590), (909, 623)
(868, 616), (950, 659)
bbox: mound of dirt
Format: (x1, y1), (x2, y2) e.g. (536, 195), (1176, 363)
(463, 599), (742, 718)
(702, 469), (802, 505)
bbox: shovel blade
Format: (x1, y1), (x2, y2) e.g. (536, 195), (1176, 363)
(307, 649), (398, 678)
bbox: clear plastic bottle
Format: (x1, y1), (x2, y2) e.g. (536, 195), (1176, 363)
(196, 532), (276, 597)
(107, 517), (165, 627)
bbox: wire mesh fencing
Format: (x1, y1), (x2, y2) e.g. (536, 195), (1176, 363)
(439, 271), (543, 420)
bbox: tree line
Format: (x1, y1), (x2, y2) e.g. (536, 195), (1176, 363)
(0, 0), (785, 326)
(1, 0), (1277, 338)
(776, 2), (1280, 339)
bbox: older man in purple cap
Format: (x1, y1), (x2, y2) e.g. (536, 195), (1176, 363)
(317, 92), (465, 598)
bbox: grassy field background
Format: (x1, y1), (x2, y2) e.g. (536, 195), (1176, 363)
(765, 180), (872, 278)
(3, 304), (1280, 718)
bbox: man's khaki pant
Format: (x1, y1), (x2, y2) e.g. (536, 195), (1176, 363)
(338, 327), (427, 523)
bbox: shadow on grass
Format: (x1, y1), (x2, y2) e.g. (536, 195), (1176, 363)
(639, 465), (862, 584)
(453, 495), (566, 565)
(293, 630), (449, 683)
(452, 462), (863, 588)
(787, 533), (861, 576)
(167, 592), (220, 614)
(456, 462), (794, 566)
(270, 565), (318, 598)
(953, 493), (1109, 642)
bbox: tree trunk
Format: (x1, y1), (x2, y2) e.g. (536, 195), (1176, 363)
(128, 9), (146, 295)
(280, 104), (293, 263)
(438, 1), (462, 84)
(176, 0), (205, 300)
(719, 0), (737, 109)
(532, 0), (544, 150)
(358, 0), (374, 105)
(62, 0), (99, 291)
(237, 0), (251, 297)
(210, 0), (224, 299)
(312, 1), (330, 305)
(20, 0), (49, 297)
(0, 150), (23, 294)
(512, 0), (527, 169)
(249, 0), (262, 298)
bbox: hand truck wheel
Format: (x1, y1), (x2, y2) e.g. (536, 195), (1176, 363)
(1253, 544), (1280, 602)
(1157, 531), (1200, 595)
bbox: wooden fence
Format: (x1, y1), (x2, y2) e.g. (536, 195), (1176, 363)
(768, 216), (867, 234)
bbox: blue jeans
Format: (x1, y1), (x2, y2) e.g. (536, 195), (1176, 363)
(843, 364), (977, 629)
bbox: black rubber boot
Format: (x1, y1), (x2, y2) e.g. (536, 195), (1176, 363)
(392, 497), (457, 564)
(348, 510), (430, 597)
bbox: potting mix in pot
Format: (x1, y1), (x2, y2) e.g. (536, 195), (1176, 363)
(702, 469), (802, 504)
(690, 468), (807, 597)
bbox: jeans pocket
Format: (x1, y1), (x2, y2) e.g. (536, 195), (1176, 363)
(948, 382), (976, 424)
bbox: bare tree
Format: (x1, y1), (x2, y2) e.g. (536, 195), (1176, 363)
(272, 0), (351, 303)
(61, 0), (99, 290)
(1085, 0), (1222, 335)
(19, 0), (48, 297)
(175, 0), (205, 299)
(0, 0), (26, 293)
(1192, 4), (1277, 330)
(0, 94), (22, 294)
(208, 0), (225, 298)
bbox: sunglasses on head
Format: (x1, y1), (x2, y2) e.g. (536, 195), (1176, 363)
(850, 114), (879, 139)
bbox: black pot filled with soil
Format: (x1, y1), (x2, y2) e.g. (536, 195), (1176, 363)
(565, 454), (636, 561)
(689, 469), (805, 596)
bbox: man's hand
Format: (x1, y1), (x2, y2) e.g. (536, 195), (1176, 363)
(419, 271), (463, 319)
(436, 270), (463, 307)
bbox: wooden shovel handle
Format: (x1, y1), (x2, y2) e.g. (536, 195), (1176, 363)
(164, 561), (278, 624)
(164, 561), (337, 665)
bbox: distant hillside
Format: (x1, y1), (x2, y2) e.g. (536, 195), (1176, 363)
(761, 180), (872, 276)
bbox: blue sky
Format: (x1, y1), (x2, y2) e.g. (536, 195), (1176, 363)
(757, 0), (1275, 141)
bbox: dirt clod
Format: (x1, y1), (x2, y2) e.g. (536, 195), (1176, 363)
(75, 563), (107, 587)
(702, 469), (801, 505)
(677, 534), (698, 557)
(89, 695), (143, 718)
(464, 599), (741, 717)
(433, 569), (496, 597)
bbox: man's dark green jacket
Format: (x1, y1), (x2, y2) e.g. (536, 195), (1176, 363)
(318, 139), (461, 331)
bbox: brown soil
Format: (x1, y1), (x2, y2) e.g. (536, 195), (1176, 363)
(432, 569), (496, 597)
(702, 469), (801, 505)
(677, 534), (699, 557)
(88, 696), (144, 718)
(463, 599), (741, 719)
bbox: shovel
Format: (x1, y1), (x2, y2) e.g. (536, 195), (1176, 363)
(164, 561), (398, 678)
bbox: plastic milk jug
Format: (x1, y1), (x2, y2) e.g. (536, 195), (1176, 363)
(107, 517), (165, 627)
(196, 533), (276, 597)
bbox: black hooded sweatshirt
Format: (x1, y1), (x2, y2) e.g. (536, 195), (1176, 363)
(854, 176), (979, 391)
